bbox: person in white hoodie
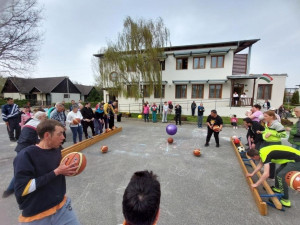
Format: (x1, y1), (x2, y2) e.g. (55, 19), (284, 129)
(66, 104), (83, 144)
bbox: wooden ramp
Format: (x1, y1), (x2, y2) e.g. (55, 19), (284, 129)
(62, 127), (122, 158)
(230, 137), (282, 216)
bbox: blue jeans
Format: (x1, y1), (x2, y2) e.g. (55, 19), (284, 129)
(94, 119), (103, 134)
(21, 198), (81, 224)
(70, 126), (83, 144)
(292, 144), (300, 150)
(197, 115), (203, 127)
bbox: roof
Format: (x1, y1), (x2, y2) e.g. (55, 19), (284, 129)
(94, 39), (260, 57)
(227, 73), (288, 79)
(5, 76), (68, 94)
(75, 84), (94, 95)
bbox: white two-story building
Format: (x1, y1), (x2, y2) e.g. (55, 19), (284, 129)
(96, 39), (287, 117)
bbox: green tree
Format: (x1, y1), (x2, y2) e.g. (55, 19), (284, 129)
(291, 91), (299, 105)
(97, 16), (170, 102)
(87, 88), (101, 102)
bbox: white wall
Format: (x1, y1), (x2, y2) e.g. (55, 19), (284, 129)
(3, 93), (25, 99)
(51, 93), (81, 104)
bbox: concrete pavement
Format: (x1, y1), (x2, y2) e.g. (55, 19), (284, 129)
(0, 119), (299, 225)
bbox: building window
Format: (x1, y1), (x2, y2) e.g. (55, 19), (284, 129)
(209, 84), (222, 98)
(64, 94), (70, 98)
(154, 85), (165, 98)
(160, 61), (165, 71)
(257, 84), (272, 99)
(211, 55), (224, 68)
(176, 58), (188, 70)
(175, 85), (187, 98)
(142, 85), (150, 98)
(192, 84), (204, 98)
(127, 85), (135, 98)
(193, 57), (206, 69)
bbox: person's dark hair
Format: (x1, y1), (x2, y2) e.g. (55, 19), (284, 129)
(6, 97), (13, 101)
(37, 119), (64, 140)
(253, 104), (261, 110)
(243, 117), (253, 124)
(211, 110), (217, 114)
(123, 171), (161, 225)
(233, 114), (236, 117)
(247, 149), (260, 157)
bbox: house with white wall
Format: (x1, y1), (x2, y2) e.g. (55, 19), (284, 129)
(1, 76), (81, 106)
(96, 39), (287, 117)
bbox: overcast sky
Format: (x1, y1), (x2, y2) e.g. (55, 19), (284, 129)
(16, 0), (300, 87)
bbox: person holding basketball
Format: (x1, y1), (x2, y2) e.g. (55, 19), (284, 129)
(14, 119), (81, 224)
(205, 110), (223, 147)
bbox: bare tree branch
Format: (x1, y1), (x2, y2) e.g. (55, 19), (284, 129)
(0, 0), (43, 76)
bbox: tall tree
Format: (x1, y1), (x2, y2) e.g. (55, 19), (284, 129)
(98, 16), (170, 102)
(0, 0), (43, 76)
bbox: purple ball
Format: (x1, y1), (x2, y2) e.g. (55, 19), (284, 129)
(166, 124), (177, 135)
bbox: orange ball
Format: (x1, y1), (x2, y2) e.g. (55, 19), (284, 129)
(285, 171), (300, 190)
(193, 149), (201, 157)
(61, 152), (87, 176)
(213, 125), (220, 132)
(167, 137), (173, 144)
(101, 146), (108, 153)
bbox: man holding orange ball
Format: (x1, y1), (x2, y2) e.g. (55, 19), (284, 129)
(205, 110), (223, 147)
(14, 119), (81, 224)
(246, 145), (300, 208)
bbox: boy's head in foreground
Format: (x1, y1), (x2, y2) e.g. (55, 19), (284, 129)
(123, 171), (161, 225)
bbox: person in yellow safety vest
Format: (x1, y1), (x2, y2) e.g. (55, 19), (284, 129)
(246, 145), (300, 208)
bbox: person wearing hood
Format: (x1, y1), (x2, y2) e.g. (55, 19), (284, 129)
(2, 111), (47, 198)
(94, 104), (104, 134)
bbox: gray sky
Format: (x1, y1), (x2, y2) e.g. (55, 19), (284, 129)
(28, 0), (300, 87)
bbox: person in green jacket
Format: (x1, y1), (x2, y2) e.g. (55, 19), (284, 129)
(247, 145), (300, 207)
(287, 107), (300, 150)
(257, 110), (287, 179)
(151, 103), (158, 123)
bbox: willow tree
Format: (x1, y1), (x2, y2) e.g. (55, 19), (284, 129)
(99, 16), (170, 102)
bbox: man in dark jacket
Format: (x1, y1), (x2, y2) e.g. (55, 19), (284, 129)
(81, 102), (95, 139)
(243, 117), (265, 150)
(14, 119), (80, 224)
(2, 112), (47, 198)
(175, 104), (182, 126)
(1, 98), (21, 142)
(205, 110), (223, 147)
(191, 101), (196, 116)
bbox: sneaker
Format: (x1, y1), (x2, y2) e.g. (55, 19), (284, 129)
(216, 144), (220, 147)
(271, 186), (282, 193)
(204, 143), (209, 147)
(280, 198), (291, 207)
(2, 190), (14, 198)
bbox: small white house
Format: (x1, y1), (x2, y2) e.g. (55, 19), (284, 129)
(97, 39), (287, 117)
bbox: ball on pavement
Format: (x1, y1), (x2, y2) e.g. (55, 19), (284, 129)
(101, 146), (108, 153)
(166, 124), (177, 135)
(138, 115), (143, 119)
(167, 137), (173, 144)
(193, 149), (201, 157)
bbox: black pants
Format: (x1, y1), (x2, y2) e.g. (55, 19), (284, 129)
(206, 127), (219, 145)
(192, 108), (195, 116)
(7, 118), (21, 141)
(175, 114), (181, 125)
(109, 116), (114, 129)
(82, 121), (95, 138)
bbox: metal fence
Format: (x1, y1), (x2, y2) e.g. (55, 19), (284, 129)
(119, 98), (235, 114)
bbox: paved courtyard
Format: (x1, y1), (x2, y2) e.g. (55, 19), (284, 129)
(0, 119), (300, 225)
